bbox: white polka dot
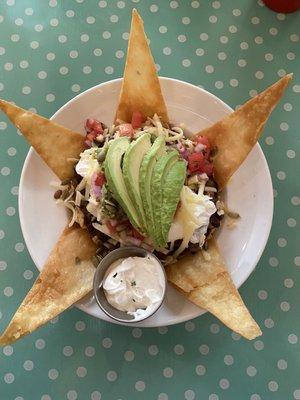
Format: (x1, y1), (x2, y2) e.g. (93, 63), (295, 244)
(287, 52), (296, 60)
(276, 359), (287, 370)
(219, 378), (230, 389)
(170, 1), (178, 8)
(215, 81), (224, 89)
(229, 25), (237, 33)
(63, 346), (73, 356)
(135, 381), (145, 391)
(58, 34), (67, 43)
(122, 32), (129, 40)
(4, 287), (13, 297)
(124, 350), (134, 361)
(209, 395), (219, 400)
(67, 391), (77, 400)
(284, 103), (293, 111)
(224, 355), (234, 365)
(3, 345), (13, 356)
(195, 364), (206, 375)
(163, 47), (172, 56)
(233, 8), (241, 16)
(49, 0), (57, 6)
(230, 79), (239, 87)
(278, 68), (287, 77)
(102, 337), (112, 348)
(48, 369), (58, 380)
(86, 16), (95, 24)
(0, 46), (5, 55)
(249, 89), (258, 97)
(23, 360), (34, 371)
(287, 217), (296, 227)
(265, 53), (273, 61)
(1, 167), (11, 176)
(291, 196), (300, 206)
(106, 370), (117, 381)
(46, 52), (55, 61)
(294, 256), (300, 266)
(71, 84), (81, 93)
(66, 9), (75, 17)
(268, 381), (278, 392)
(41, 395), (51, 400)
(159, 26), (168, 34)
(150, 4), (158, 12)
(284, 278), (294, 288)
(148, 345), (159, 355)
(15, 242), (24, 252)
(132, 327), (143, 338)
(205, 65), (214, 73)
(258, 289), (268, 300)
(75, 321), (86, 331)
(76, 367), (87, 377)
(255, 71), (264, 79)
(105, 66), (114, 75)
(46, 94), (55, 102)
(85, 346), (95, 357)
(0, 121), (7, 130)
(240, 41), (249, 50)
(182, 59), (191, 67)
(212, 0), (220, 8)
(0, 261), (7, 270)
(15, 17), (23, 26)
(209, 15), (218, 24)
(269, 27), (278, 35)
(30, 41), (39, 49)
(69, 50), (78, 59)
(35, 24), (43, 32)
(35, 339), (45, 349)
(22, 86), (31, 95)
(83, 65), (92, 74)
(4, 373), (14, 384)
(200, 33), (209, 41)
(218, 52), (227, 61)
(50, 18), (59, 27)
(246, 366), (257, 377)
(110, 14), (118, 23)
(288, 333), (298, 344)
(196, 48), (204, 56)
(93, 49), (102, 57)
(102, 31), (111, 39)
(178, 34), (187, 43)
(251, 16), (260, 24)
(117, 0), (125, 7)
(280, 301), (290, 312)
(184, 321), (195, 331)
(184, 390), (195, 400)
(11, 34), (20, 42)
(174, 344), (184, 355)
(280, 122), (289, 131)
(23, 269), (33, 280)
(265, 136), (274, 146)
(81, 34), (89, 42)
(277, 237), (287, 247)
(25, 7), (34, 15)
(158, 394), (168, 400)
(90, 391), (101, 400)
(294, 390), (300, 399)
(220, 35), (228, 43)
(269, 257), (279, 267)
(163, 367), (173, 378)
(231, 332), (241, 341)
(59, 66), (68, 75)
(210, 323), (220, 334)
(4, 63), (13, 71)
(191, 1), (199, 8)
(264, 318), (274, 328)
(182, 17), (191, 25)
(158, 326), (168, 334)
(7, 146), (17, 156)
(199, 344), (209, 355)
(250, 395), (261, 400)
(290, 33), (299, 42)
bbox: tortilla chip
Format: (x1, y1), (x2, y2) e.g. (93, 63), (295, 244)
(0, 226), (97, 345)
(196, 74), (292, 189)
(115, 9), (169, 124)
(166, 240), (262, 340)
(0, 99), (85, 181)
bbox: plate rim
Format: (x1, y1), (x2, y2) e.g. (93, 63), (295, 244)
(18, 77), (274, 327)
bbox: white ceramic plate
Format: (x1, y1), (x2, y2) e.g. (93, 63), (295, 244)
(19, 78), (273, 327)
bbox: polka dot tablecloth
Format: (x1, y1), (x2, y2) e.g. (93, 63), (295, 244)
(0, 1), (299, 399)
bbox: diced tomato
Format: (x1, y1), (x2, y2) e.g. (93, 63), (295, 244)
(131, 228), (144, 241)
(85, 118), (103, 134)
(118, 123), (134, 137)
(131, 111), (143, 129)
(94, 172), (106, 187)
(188, 152), (213, 176)
(86, 132), (97, 142)
(195, 135), (210, 149)
(84, 139), (92, 148)
(106, 220), (117, 233)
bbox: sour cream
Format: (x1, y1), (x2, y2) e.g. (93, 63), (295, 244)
(103, 256), (165, 317)
(75, 147), (100, 181)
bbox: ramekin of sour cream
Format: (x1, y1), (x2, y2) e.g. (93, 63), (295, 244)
(93, 247), (166, 323)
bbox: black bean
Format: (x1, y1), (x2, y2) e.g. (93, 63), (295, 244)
(210, 214), (221, 228)
(54, 189), (62, 199)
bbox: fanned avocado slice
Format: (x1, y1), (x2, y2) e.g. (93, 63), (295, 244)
(104, 137), (144, 233)
(161, 160), (187, 244)
(139, 136), (166, 237)
(151, 150), (179, 248)
(123, 133), (151, 231)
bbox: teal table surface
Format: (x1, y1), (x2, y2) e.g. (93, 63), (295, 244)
(0, 1), (299, 399)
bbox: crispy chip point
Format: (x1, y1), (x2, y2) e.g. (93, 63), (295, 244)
(0, 226), (97, 345)
(115, 9), (169, 123)
(196, 74), (292, 189)
(166, 240), (262, 340)
(0, 99), (85, 181)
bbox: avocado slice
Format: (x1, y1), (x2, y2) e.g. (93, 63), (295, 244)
(161, 160), (187, 245)
(104, 137), (143, 232)
(151, 150), (179, 248)
(122, 133), (151, 231)
(139, 136), (166, 238)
